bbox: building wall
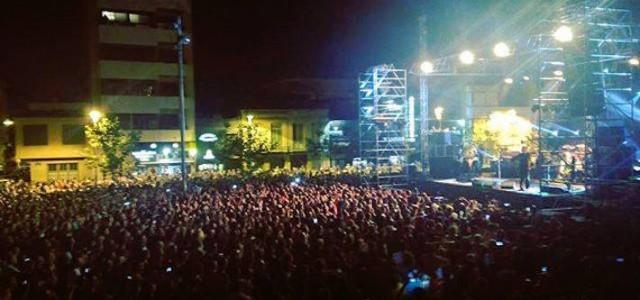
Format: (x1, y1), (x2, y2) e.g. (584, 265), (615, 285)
(94, 0), (196, 145)
(14, 117), (98, 182)
(227, 109), (330, 170)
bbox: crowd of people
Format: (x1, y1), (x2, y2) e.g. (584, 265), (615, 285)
(1, 171), (639, 299)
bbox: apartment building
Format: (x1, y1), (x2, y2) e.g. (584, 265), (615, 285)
(92, 0), (196, 172)
(12, 103), (97, 181)
(226, 109), (330, 170)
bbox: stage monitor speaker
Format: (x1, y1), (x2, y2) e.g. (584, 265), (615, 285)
(541, 185), (570, 194)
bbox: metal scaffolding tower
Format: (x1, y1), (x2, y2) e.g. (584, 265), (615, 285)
(581, 1), (638, 182)
(529, 0), (639, 193)
(359, 65), (410, 187)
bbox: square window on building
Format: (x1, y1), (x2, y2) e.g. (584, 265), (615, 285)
(69, 163), (78, 171)
(62, 125), (86, 145)
(48, 164), (57, 172)
(59, 164), (68, 171)
(23, 125), (48, 146)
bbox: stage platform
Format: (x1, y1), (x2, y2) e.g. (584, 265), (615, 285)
(421, 177), (588, 209)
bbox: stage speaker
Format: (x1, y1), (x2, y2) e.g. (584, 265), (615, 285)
(596, 127), (625, 147)
(565, 50), (604, 117)
(596, 144), (633, 180)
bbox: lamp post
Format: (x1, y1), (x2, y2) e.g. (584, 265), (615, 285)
(88, 110), (102, 183)
(175, 16), (190, 192)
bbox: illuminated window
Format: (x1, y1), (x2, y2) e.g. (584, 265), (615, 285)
(128, 13), (150, 25)
(101, 11), (116, 21)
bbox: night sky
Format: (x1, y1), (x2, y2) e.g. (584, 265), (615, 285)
(1, 1), (637, 117)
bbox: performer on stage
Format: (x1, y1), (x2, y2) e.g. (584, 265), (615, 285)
(512, 146), (531, 191)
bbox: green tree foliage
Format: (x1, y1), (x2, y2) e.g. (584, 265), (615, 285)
(216, 121), (270, 171)
(85, 117), (139, 177)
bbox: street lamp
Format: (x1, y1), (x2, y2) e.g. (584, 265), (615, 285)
(175, 16), (191, 192)
(89, 110), (102, 124)
(2, 118), (14, 127)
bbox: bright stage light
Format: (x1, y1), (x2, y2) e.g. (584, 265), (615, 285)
(553, 70), (563, 76)
(420, 61), (434, 74)
(493, 42), (511, 58)
(629, 57), (640, 66)
(459, 50), (475, 65)
(486, 109), (532, 152)
(553, 25), (573, 42)
(504, 77), (514, 84)
(150, 143), (157, 149)
(434, 106), (444, 121)
(523, 75), (530, 81)
(2, 118), (14, 127)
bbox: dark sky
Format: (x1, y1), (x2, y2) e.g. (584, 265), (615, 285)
(2, 1), (637, 116)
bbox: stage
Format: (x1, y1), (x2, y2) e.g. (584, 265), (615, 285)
(421, 177), (588, 209)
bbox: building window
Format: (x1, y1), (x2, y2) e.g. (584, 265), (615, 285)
(62, 125), (86, 145)
(270, 123), (282, 149)
(23, 125), (48, 146)
(128, 13), (151, 25)
(100, 10), (151, 26)
(293, 123), (304, 146)
(101, 79), (179, 96)
(158, 114), (179, 129)
(101, 11), (128, 23)
(113, 114), (133, 129)
(47, 163), (80, 180)
(100, 44), (177, 63)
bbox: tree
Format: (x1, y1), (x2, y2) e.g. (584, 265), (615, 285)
(85, 116), (139, 177)
(216, 121), (270, 171)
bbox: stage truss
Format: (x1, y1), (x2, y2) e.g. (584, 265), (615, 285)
(530, 0), (638, 192)
(358, 65), (410, 187)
